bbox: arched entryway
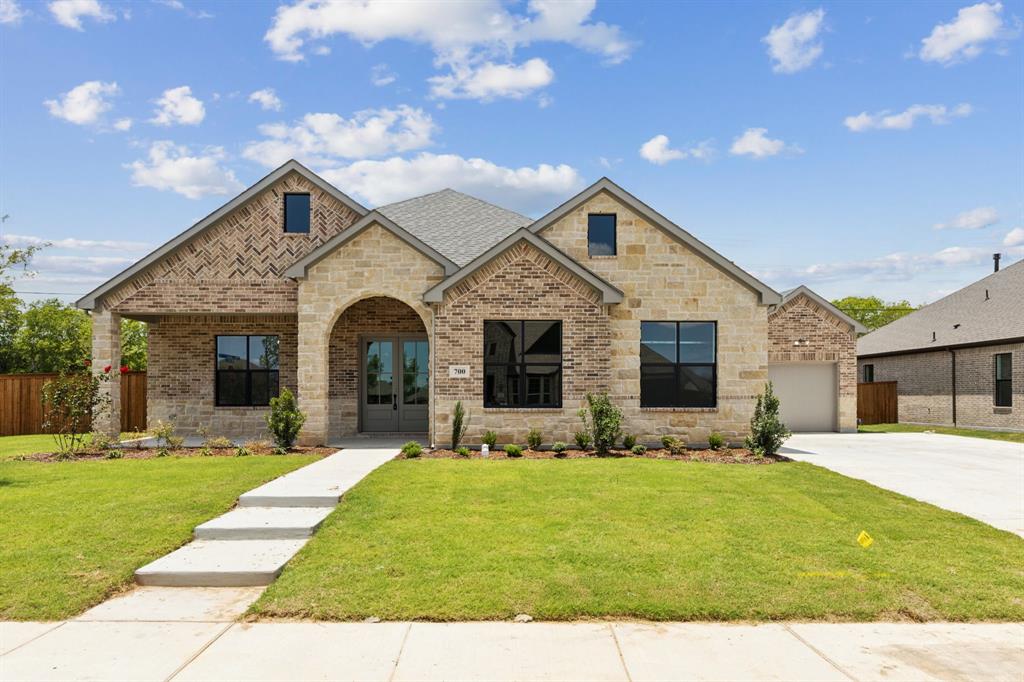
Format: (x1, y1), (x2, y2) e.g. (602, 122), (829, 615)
(327, 296), (429, 440)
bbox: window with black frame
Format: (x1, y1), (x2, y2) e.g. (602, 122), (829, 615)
(483, 320), (562, 408)
(640, 321), (716, 407)
(216, 335), (280, 406)
(994, 353), (1012, 407)
(863, 364), (875, 383)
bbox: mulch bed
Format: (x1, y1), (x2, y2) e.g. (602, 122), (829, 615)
(415, 447), (788, 464)
(15, 445), (337, 463)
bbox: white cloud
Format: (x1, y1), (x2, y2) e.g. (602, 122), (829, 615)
(1002, 227), (1024, 246)
(844, 103), (972, 131)
(639, 135), (714, 165)
(48, 0), (114, 29)
(762, 8), (825, 74)
(429, 58), (554, 100)
(371, 63), (396, 86)
(934, 206), (999, 230)
(113, 117), (132, 131)
(319, 152), (582, 215)
(919, 2), (1017, 65)
(150, 85), (205, 126)
(126, 141), (243, 199)
(2, 233), (152, 251)
(242, 105), (437, 168)
(248, 88), (283, 111)
(757, 245), (992, 286)
(729, 128), (800, 158)
(44, 80), (119, 126)
(31, 254), (135, 275)
(1, 0), (26, 24)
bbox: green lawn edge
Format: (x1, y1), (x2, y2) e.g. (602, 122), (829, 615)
(859, 423), (1024, 444)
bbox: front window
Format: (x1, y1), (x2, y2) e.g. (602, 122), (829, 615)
(216, 335), (280, 406)
(284, 193), (311, 233)
(863, 364), (874, 383)
(483, 320), (562, 408)
(640, 321), (716, 408)
(995, 353), (1012, 407)
(587, 214), (616, 256)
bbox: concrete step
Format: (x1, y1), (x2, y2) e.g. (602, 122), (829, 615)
(194, 507), (334, 540)
(135, 540), (308, 587)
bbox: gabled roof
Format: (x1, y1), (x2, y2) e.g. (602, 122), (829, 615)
(377, 189), (531, 266)
(527, 177), (782, 305)
(775, 285), (868, 334)
(284, 211), (459, 278)
(76, 160), (367, 310)
(422, 228), (624, 304)
(858, 259), (1024, 357)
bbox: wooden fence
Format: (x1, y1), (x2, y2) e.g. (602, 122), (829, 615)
(857, 381), (897, 425)
(0, 372), (147, 436)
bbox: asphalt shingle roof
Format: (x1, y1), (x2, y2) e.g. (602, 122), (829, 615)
(376, 189), (532, 266)
(857, 259), (1024, 356)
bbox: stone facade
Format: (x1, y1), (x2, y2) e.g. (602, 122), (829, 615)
(859, 343), (1022, 431)
(768, 293), (858, 432)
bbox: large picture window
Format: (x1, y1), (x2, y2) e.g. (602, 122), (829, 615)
(483, 320), (562, 408)
(216, 335), (280, 406)
(640, 321), (716, 408)
(994, 353), (1012, 407)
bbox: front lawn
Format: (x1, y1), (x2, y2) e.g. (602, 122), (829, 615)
(859, 423), (1024, 444)
(253, 459), (1024, 622)
(0, 455), (318, 620)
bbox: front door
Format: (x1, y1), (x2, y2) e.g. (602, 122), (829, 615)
(361, 337), (428, 432)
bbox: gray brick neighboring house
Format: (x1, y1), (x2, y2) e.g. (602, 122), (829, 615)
(857, 259), (1024, 432)
(77, 160), (859, 446)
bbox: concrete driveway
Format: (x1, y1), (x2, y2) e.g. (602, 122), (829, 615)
(782, 432), (1024, 537)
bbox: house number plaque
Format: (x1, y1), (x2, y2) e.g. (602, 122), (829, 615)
(448, 365), (470, 378)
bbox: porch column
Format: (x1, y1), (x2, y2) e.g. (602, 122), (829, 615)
(91, 305), (121, 437)
(297, 308), (329, 446)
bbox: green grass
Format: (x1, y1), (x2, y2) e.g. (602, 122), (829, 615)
(253, 459), (1024, 622)
(859, 423), (1024, 444)
(0, 455), (318, 620)
(0, 433), (148, 461)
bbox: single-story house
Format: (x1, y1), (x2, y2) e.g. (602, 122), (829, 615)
(857, 259), (1023, 432)
(77, 160), (859, 446)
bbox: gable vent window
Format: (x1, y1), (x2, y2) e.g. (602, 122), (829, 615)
(284, 193), (311, 233)
(862, 364), (874, 383)
(994, 353), (1012, 407)
(587, 213), (616, 257)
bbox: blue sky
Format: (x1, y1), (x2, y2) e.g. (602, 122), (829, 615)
(1, 0), (1021, 305)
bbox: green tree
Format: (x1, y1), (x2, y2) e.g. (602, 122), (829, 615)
(120, 319), (148, 371)
(13, 299), (91, 373)
(0, 285), (22, 373)
(830, 295), (917, 332)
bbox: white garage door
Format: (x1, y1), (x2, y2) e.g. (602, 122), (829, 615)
(767, 363), (837, 432)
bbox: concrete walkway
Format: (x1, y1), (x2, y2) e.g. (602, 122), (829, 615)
(3, 606), (1021, 681)
(783, 432), (1024, 537)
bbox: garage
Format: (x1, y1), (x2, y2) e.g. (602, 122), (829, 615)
(767, 362), (838, 432)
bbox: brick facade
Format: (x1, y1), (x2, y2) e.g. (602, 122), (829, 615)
(859, 343), (1022, 431)
(768, 293), (858, 431)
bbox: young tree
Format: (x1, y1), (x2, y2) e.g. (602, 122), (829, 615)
(830, 295), (917, 332)
(120, 318), (148, 371)
(13, 299), (91, 373)
(0, 285), (21, 373)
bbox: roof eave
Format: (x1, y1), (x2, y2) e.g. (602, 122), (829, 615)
(781, 285), (868, 334)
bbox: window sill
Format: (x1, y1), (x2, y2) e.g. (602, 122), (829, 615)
(993, 406), (1013, 414)
(483, 407), (565, 413)
(588, 255), (617, 259)
(641, 407), (718, 413)
(214, 405), (271, 410)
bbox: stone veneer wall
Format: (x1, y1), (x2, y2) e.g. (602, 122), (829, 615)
(859, 343), (1022, 431)
(147, 314), (297, 438)
(432, 242), (612, 445)
(768, 293), (858, 431)
(328, 296), (427, 440)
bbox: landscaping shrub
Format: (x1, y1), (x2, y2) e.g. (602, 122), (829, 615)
(451, 401), (469, 450)
(455, 446), (471, 457)
(574, 431), (592, 450)
(527, 428), (542, 450)
(41, 366), (112, 458)
(166, 435), (185, 450)
(198, 446), (213, 457)
(151, 419), (176, 449)
(204, 436), (233, 449)
(707, 432), (726, 450)
(504, 444), (523, 458)
(578, 393), (623, 454)
(234, 446), (252, 457)
(156, 448), (170, 458)
(89, 431), (117, 451)
(631, 444), (647, 455)
(482, 430), (498, 448)
(401, 441), (423, 458)
(105, 449), (123, 459)
(551, 441), (567, 456)
(266, 388), (306, 450)
(661, 435), (686, 455)
(622, 434), (637, 450)
(745, 382), (790, 457)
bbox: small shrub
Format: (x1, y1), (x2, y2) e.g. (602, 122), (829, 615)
(42, 369), (112, 458)
(272, 446), (288, 455)
(151, 419), (176, 449)
(482, 430), (498, 448)
(527, 428), (542, 450)
(166, 435), (185, 450)
(631, 444), (647, 455)
(234, 446), (252, 457)
(578, 393), (623, 454)
(198, 446), (213, 457)
(574, 430), (592, 450)
(244, 439), (269, 453)
(551, 441), (567, 456)
(451, 401), (469, 450)
(105, 449), (124, 460)
(622, 434), (637, 450)
(455, 446), (471, 457)
(205, 436), (233, 449)
(266, 388), (306, 450)
(401, 441), (423, 458)
(707, 432), (726, 450)
(89, 431), (117, 451)
(661, 435), (686, 455)
(156, 447), (170, 458)
(745, 382), (791, 457)
(504, 444), (523, 458)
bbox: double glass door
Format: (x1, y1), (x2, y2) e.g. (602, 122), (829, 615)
(361, 337), (428, 432)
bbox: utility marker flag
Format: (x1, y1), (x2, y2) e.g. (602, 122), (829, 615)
(857, 531), (874, 548)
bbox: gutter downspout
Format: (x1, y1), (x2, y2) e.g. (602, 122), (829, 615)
(949, 349), (957, 427)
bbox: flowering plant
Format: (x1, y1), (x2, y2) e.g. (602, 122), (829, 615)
(42, 363), (112, 458)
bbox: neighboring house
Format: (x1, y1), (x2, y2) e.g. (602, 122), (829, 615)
(857, 260), (1023, 432)
(78, 160), (856, 445)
